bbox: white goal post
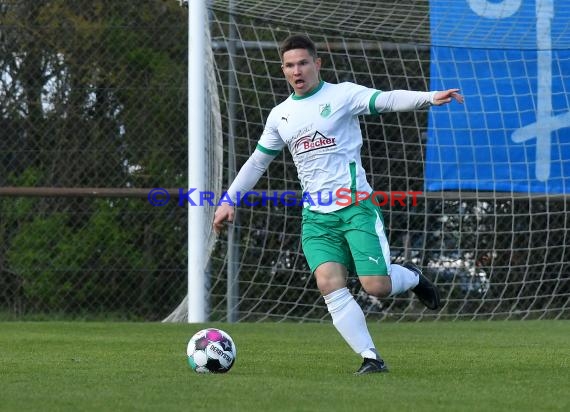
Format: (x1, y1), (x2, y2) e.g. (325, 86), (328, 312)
(170, 0), (570, 322)
(164, 0), (223, 323)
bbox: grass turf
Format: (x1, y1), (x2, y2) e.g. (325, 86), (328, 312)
(0, 321), (568, 411)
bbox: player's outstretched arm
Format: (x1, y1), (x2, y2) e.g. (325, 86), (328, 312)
(431, 89), (464, 106)
(374, 88), (463, 112)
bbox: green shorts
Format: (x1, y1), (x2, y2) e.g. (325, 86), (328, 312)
(301, 197), (391, 276)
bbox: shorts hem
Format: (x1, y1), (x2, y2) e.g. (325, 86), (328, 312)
(311, 260), (349, 274)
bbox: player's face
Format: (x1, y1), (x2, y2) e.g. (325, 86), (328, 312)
(281, 48), (321, 96)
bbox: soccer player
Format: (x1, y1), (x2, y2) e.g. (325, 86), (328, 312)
(213, 34), (464, 375)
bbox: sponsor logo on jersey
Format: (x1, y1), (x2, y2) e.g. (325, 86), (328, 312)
(293, 131), (336, 155)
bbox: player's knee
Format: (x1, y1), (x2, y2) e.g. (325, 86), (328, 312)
(316, 275), (346, 296)
(314, 262), (348, 295)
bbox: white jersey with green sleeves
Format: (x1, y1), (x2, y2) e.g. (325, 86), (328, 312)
(257, 81), (381, 213)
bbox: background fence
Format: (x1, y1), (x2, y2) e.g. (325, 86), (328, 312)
(1, 0), (189, 320)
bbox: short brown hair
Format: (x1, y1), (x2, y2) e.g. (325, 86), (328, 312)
(279, 34), (317, 59)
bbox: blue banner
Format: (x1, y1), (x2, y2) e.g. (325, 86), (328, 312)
(426, 0), (570, 193)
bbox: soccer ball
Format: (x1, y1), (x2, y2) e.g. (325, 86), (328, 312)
(186, 328), (236, 373)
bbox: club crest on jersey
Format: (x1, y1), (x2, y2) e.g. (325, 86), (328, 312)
(319, 103), (331, 118)
(293, 131), (336, 155)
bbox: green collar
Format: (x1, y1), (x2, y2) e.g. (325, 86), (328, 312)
(291, 80), (324, 100)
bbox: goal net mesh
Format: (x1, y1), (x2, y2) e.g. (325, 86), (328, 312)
(203, 0), (569, 321)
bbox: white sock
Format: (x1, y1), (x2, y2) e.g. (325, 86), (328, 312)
(389, 264), (420, 296)
(323, 287), (379, 359)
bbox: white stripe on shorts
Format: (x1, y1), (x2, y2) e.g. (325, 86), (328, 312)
(374, 210), (392, 275)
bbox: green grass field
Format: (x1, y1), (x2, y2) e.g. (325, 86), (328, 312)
(1, 321), (568, 411)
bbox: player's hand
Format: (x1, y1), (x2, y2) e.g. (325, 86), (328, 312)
(432, 89), (464, 106)
(213, 203), (235, 234)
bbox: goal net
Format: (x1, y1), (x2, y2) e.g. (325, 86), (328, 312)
(198, 0), (569, 322)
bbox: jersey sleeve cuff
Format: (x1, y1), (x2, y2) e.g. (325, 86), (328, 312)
(429, 91), (438, 105)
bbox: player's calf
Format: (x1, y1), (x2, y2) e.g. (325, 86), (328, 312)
(359, 275), (392, 298)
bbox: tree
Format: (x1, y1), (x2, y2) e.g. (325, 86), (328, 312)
(1, 0), (190, 318)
